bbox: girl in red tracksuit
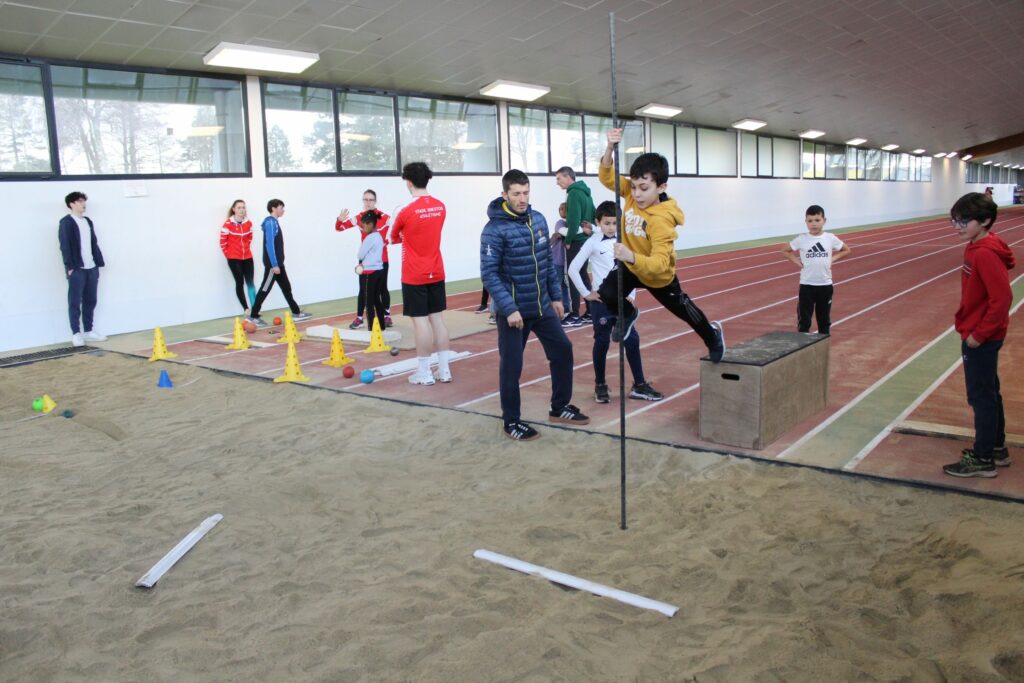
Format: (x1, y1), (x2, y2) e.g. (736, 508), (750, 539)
(220, 199), (255, 313)
(335, 189), (392, 329)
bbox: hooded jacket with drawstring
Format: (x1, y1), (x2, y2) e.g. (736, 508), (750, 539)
(563, 180), (595, 245)
(480, 197), (561, 320)
(955, 232), (1015, 343)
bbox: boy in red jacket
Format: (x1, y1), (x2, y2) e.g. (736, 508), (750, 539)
(943, 192), (1016, 478)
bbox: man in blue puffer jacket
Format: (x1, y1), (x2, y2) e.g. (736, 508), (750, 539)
(481, 169), (590, 441)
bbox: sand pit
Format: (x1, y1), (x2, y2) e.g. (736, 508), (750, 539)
(2, 352), (1024, 681)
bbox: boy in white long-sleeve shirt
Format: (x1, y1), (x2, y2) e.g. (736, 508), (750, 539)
(356, 211), (387, 333)
(569, 201), (663, 404)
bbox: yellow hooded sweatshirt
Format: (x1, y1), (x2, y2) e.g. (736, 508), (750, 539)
(598, 163), (685, 289)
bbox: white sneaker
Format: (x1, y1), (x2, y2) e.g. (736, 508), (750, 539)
(436, 369), (452, 383)
(83, 330), (107, 342)
(71, 332), (84, 347)
(408, 373), (435, 386)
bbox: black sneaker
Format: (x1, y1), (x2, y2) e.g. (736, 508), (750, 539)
(612, 305), (638, 342)
(594, 383), (610, 403)
(561, 314), (577, 328)
(942, 449), (997, 478)
(993, 446), (1011, 467)
(580, 312), (592, 324)
(549, 404), (590, 425)
(504, 421), (540, 441)
(708, 321), (725, 363)
(475, 305), (489, 314)
(629, 382), (664, 401)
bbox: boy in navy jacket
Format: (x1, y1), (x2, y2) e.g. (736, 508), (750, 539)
(58, 191), (106, 346)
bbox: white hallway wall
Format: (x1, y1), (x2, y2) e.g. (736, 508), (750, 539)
(1, 78), (1009, 353)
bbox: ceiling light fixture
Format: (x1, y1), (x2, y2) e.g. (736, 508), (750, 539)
(204, 42), (318, 73)
(911, 148), (926, 154)
(881, 144), (899, 151)
(933, 152), (946, 158)
(946, 151), (958, 158)
(845, 138), (867, 145)
(479, 80), (550, 102)
(799, 129), (826, 139)
(961, 154), (972, 160)
(635, 103), (682, 119)
(731, 118), (767, 131)
(983, 160), (993, 165)
(452, 141), (484, 150)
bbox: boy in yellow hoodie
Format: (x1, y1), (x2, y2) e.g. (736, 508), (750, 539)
(594, 128), (724, 362)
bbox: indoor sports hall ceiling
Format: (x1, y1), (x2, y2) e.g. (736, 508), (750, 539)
(1, 0), (1022, 168)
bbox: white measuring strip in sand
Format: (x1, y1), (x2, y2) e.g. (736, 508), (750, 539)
(135, 514), (223, 588)
(473, 549), (678, 618)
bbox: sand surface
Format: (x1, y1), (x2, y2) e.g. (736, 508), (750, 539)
(2, 352), (1024, 682)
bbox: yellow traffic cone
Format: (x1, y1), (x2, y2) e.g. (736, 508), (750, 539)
(225, 317), (251, 350)
(147, 326), (178, 362)
(322, 329), (354, 367)
(365, 317), (391, 353)
(276, 311), (302, 344)
(40, 394), (57, 414)
(274, 341), (310, 383)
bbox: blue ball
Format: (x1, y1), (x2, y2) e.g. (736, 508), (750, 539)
(359, 369), (375, 384)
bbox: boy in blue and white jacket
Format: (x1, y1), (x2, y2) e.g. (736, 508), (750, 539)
(248, 198), (310, 327)
(481, 170), (590, 441)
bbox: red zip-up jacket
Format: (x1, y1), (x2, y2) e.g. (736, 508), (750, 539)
(220, 218), (253, 260)
(335, 210), (392, 263)
(955, 233), (1015, 343)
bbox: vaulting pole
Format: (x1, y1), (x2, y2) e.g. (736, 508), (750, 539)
(609, 12), (627, 531)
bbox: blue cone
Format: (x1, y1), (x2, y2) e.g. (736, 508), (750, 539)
(157, 369), (173, 388)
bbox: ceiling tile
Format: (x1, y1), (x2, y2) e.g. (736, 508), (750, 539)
(78, 41), (140, 62)
(96, 20), (165, 45)
(147, 26), (208, 51)
(46, 13), (116, 39)
(67, 0), (139, 18)
(27, 34), (94, 59)
(172, 4), (236, 30)
(0, 4), (61, 35)
(0, 29), (41, 52)
(122, 0), (191, 24)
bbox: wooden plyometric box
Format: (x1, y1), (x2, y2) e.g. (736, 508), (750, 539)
(699, 332), (829, 450)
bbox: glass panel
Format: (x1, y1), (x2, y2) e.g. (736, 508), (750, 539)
(920, 156), (932, 182)
(772, 137), (799, 177)
(865, 148), (882, 180)
(651, 121), (674, 174)
(583, 114), (612, 174)
(825, 144), (845, 179)
(622, 119), (644, 169)
(263, 82), (334, 173)
(337, 91), (396, 172)
(740, 133), (757, 177)
(549, 112), (582, 174)
(0, 63), (51, 173)
(397, 96), (498, 173)
(757, 136), (772, 176)
(802, 140), (815, 179)
(896, 153), (910, 181)
(507, 105), (547, 174)
(697, 127), (736, 176)
(676, 126), (697, 174)
(881, 151), (890, 181)
(846, 146), (857, 179)
(51, 65), (246, 175)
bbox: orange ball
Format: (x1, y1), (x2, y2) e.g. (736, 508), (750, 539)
(273, 316), (282, 325)
(342, 365), (355, 378)
(242, 321), (256, 333)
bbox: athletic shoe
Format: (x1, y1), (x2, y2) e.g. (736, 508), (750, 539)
(475, 305), (489, 314)
(549, 404), (590, 425)
(594, 383), (610, 403)
(71, 332), (84, 347)
(612, 306), (639, 342)
(436, 369), (453, 383)
(384, 316), (393, 328)
(83, 330), (107, 342)
(993, 446), (1011, 467)
(580, 312), (592, 324)
(487, 315), (497, 325)
(248, 316), (269, 328)
(348, 316), (364, 329)
(629, 382), (664, 401)
(504, 421), (540, 441)
(942, 449), (997, 478)
(708, 321), (725, 363)
(408, 373), (435, 386)
(561, 314), (576, 328)
(293, 311), (312, 321)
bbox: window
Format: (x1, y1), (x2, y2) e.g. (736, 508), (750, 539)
(772, 138), (800, 178)
(896, 153), (910, 181)
(338, 92), (397, 172)
(621, 119), (644, 170)
(0, 62), (51, 174)
(676, 126), (697, 174)
(263, 82), (334, 173)
(697, 127), (736, 176)
(651, 122), (674, 175)
(584, 115), (613, 174)
(865, 148), (882, 180)
(397, 96), (498, 173)
(549, 112), (583, 174)
(741, 133), (757, 177)
(920, 156), (932, 182)
(825, 144), (845, 180)
(507, 105), (547, 174)
(51, 65), (247, 176)
(757, 136), (772, 177)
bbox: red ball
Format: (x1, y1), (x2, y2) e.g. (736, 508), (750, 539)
(273, 316), (282, 325)
(342, 365), (355, 378)
(242, 321), (256, 333)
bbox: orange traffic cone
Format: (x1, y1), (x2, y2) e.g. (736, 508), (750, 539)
(365, 317), (391, 353)
(276, 311), (302, 344)
(147, 327), (178, 362)
(274, 341), (310, 383)
(322, 329), (354, 367)
(225, 317), (251, 350)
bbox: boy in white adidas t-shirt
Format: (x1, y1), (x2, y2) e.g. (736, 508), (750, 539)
(781, 204), (850, 334)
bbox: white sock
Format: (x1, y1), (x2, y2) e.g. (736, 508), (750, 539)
(437, 350), (450, 375)
(418, 356), (431, 377)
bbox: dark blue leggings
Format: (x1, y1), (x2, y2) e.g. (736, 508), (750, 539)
(590, 300), (644, 385)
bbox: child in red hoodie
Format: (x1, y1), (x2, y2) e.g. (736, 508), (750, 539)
(943, 192), (1016, 478)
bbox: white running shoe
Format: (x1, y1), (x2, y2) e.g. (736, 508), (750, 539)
(408, 373), (435, 386)
(83, 330), (107, 342)
(71, 332), (84, 347)
(436, 370), (452, 383)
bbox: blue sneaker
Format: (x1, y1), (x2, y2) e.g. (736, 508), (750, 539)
(708, 321), (725, 363)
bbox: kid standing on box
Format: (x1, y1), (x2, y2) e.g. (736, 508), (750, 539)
(336, 189), (392, 329)
(781, 204), (851, 334)
(220, 199), (255, 315)
(356, 210), (388, 335)
(596, 128), (725, 362)
(943, 192), (1015, 478)
(248, 199), (311, 327)
(569, 201), (663, 404)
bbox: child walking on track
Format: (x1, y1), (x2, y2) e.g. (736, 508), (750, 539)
(356, 211), (388, 334)
(220, 199), (255, 315)
(248, 199), (311, 327)
(943, 192), (1016, 479)
(569, 201), (663, 404)
(596, 128), (725, 362)
(336, 189), (392, 329)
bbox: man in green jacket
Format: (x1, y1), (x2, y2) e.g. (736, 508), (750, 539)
(556, 166), (595, 326)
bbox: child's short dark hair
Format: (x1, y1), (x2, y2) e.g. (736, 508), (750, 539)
(363, 189), (376, 199)
(806, 205), (825, 218)
(359, 210), (380, 228)
(628, 153), (669, 186)
(65, 191), (87, 208)
(402, 162), (432, 189)
(595, 200), (620, 222)
(502, 169), (530, 191)
(951, 192), (998, 229)
(267, 198), (284, 212)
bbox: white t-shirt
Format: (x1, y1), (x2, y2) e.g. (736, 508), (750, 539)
(567, 232), (636, 302)
(789, 232), (845, 285)
(71, 214), (95, 269)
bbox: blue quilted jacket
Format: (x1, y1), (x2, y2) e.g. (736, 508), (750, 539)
(480, 197), (561, 320)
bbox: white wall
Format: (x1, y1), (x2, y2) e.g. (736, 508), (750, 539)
(2, 78), (1013, 352)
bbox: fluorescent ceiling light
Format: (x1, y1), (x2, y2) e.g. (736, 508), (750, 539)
(911, 148), (926, 154)
(185, 126), (224, 137)
(933, 152), (946, 158)
(452, 141), (484, 150)
(881, 144), (899, 151)
(479, 80), (549, 102)
(961, 154), (972, 160)
(731, 118), (767, 131)
(625, 146), (645, 153)
(845, 138), (867, 145)
(635, 103), (682, 118)
(339, 132), (370, 142)
(946, 151), (958, 158)
(204, 42), (318, 73)
(799, 129), (826, 139)
(983, 160), (993, 165)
